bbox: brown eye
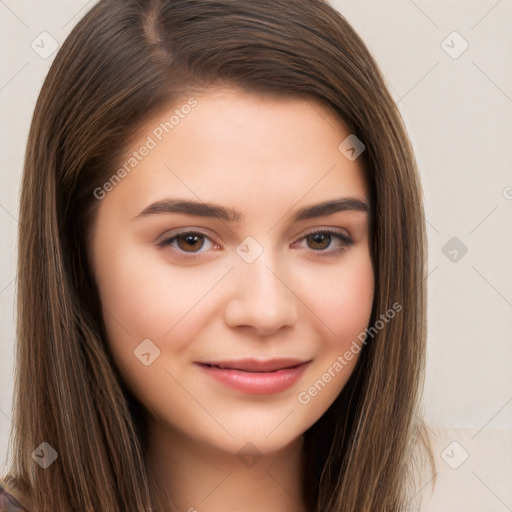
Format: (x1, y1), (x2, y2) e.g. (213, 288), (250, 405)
(306, 232), (333, 250)
(296, 229), (354, 255)
(158, 230), (219, 256)
(175, 233), (205, 252)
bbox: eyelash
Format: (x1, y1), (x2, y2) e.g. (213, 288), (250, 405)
(157, 229), (354, 258)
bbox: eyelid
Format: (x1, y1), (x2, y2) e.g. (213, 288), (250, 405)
(295, 226), (352, 242)
(156, 226), (352, 243)
(156, 226), (214, 244)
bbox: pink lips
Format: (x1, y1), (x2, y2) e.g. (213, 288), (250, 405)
(195, 358), (311, 394)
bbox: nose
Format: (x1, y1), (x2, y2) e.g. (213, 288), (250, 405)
(224, 253), (299, 336)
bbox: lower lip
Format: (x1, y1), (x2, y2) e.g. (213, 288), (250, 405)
(196, 362), (311, 394)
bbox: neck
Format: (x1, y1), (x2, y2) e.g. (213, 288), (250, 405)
(145, 418), (307, 512)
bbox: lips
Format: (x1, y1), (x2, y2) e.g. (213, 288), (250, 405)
(196, 358), (312, 394)
(196, 358), (309, 373)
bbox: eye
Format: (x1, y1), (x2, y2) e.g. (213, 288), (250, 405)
(158, 230), (219, 254)
(295, 229), (354, 254)
(157, 228), (353, 257)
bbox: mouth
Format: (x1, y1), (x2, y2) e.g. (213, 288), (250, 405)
(195, 358), (312, 394)
(196, 358), (311, 373)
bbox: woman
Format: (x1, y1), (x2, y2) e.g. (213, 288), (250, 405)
(1, 0), (434, 510)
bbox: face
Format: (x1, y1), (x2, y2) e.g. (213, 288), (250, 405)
(88, 88), (374, 455)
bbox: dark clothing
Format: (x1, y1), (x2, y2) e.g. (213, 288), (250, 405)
(0, 485), (29, 512)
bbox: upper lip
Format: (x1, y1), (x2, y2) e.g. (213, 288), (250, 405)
(196, 358), (310, 373)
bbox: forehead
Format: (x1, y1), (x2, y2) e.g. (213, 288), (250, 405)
(97, 88), (369, 222)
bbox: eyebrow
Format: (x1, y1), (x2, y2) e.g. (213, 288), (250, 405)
(134, 197), (369, 223)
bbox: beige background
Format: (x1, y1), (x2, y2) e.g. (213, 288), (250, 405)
(0, 0), (511, 510)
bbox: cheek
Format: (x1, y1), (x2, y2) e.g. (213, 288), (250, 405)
(94, 250), (177, 335)
(293, 252), (373, 419)
(303, 250), (374, 346)
(92, 240), (230, 371)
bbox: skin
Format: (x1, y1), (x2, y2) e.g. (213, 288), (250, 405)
(88, 88), (374, 512)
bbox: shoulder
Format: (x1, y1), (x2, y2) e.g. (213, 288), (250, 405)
(0, 487), (29, 512)
(0, 478), (31, 512)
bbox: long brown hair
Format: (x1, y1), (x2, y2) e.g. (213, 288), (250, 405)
(1, 0), (434, 510)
